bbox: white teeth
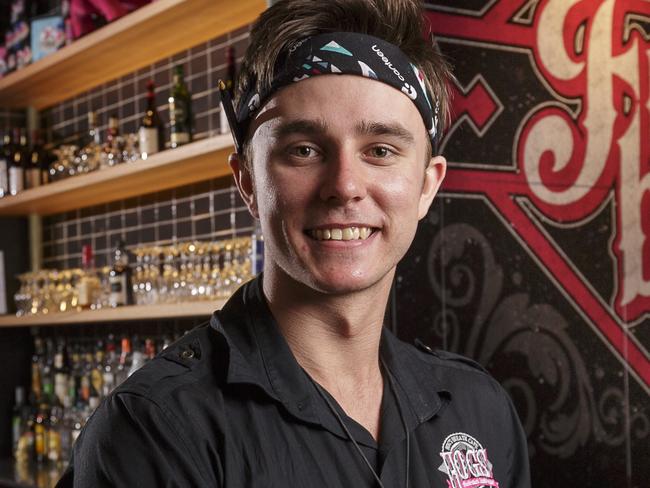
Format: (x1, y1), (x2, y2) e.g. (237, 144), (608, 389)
(309, 227), (374, 241)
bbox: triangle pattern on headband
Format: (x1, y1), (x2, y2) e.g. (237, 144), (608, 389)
(330, 64), (341, 73)
(321, 41), (353, 56)
(357, 60), (377, 79)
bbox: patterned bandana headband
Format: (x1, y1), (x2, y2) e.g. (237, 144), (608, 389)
(219, 32), (440, 155)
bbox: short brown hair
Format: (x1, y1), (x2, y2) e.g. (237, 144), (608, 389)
(236, 0), (453, 162)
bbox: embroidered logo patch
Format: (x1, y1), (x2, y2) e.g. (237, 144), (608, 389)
(438, 432), (499, 488)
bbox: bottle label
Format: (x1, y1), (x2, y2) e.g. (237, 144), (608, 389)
(109, 273), (128, 306)
(9, 167), (23, 195)
(26, 168), (41, 189)
(138, 126), (160, 156)
(170, 132), (190, 144)
(0, 159), (8, 195)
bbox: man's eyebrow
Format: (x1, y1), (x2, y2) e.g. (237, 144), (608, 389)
(355, 120), (415, 144)
(272, 119), (330, 139)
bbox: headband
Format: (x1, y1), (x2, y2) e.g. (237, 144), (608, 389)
(219, 32), (440, 155)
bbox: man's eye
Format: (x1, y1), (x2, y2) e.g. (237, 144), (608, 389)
(289, 145), (317, 158)
(368, 146), (392, 158)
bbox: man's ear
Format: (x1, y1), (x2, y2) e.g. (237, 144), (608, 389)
(418, 155), (446, 220)
(229, 152), (259, 219)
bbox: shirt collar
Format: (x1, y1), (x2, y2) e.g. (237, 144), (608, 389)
(210, 275), (448, 432)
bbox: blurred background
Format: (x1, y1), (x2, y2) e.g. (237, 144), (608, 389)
(0, 0), (647, 486)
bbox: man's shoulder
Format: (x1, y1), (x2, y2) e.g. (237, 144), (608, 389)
(114, 319), (226, 403)
(412, 338), (490, 375)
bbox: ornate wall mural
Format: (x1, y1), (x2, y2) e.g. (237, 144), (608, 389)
(395, 1), (650, 486)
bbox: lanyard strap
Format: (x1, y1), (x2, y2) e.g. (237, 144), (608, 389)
(310, 359), (410, 488)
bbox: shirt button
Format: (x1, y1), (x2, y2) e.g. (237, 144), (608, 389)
(180, 348), (195, 359)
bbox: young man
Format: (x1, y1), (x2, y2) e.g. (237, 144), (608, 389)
(58, 1), (530, 487)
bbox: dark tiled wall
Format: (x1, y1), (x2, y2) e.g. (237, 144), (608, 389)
(39, 27), (253, 270)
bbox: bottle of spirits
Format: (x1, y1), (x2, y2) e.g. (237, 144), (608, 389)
(102, 115), (121, 167)
(9, 128), (25, 196)
(53, 340), (69, 407)
(79, 111), (102, 172)
(115, 336), (132, 386)
(128, 336), (145, 377)
(25, 129), (44, 189)
(102, 335), (117, 397)
(77, 244), (97, 310)
(139, 80), (163, 159)
(168, 65), (192, 148)
(219, 46), (236, 135)
(11, 386), (27, 455)
(109, 240), (132, 307)
(0, 130), (10, 198)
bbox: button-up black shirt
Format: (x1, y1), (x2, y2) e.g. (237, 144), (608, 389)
(58, 276), (530, 487)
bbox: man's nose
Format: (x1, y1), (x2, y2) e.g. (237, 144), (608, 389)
(319, 151), (368, 203)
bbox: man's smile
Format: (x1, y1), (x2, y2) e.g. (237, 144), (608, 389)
(305, 226), (379, 241)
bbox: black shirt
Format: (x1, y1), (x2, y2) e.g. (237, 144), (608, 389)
(57, 276), (530, 487)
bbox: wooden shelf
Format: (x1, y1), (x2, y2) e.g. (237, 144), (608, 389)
(0, 0), (266, 109)
(0, 134), (235, 216)
(0, 299), (223, 327)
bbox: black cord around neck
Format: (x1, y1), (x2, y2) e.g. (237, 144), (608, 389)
(309, 359), (410, 488)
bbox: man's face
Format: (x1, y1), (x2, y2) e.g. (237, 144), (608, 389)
(233, 75), (445, 295)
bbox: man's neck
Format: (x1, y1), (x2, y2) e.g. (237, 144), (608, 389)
(262, 268), (393, 439)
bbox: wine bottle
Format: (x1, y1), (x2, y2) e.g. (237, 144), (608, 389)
(168, 65), (192, 148)
(9, 128), (25, 196)
(139, 80), (163, 159)
(0, 130), (10, 198)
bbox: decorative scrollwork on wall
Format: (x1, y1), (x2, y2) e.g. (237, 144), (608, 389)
(423, 222), (650, 458)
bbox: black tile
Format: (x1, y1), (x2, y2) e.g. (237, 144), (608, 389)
(213, 191), (232, 210)
(109, 214), (122, 231)
(193, 94), (209, 115)
(80, 221), (92, 239)
(235, 210), (253, 228)
(210, 47), (226, 70)
(176, 220), (192, 239)
(190, 75), (208, 95)
(125, 211), (138, 228)
(106, 87), (119, 107)
(190, 51), (208, 75)
(122, 100), (136, 120)
(141, 207), (156, 225)
(194, 196), (210, 215)
(77, 99), (89, 118)
(66, 222), (78, 238)
(94, 234), (107, 252)
(68, 239), (81, 255)
(154, 69), (170, 90)
(107, 233), (124, 248)
(93, 217), (107, 234)
(43, 244), (54, 259)
(122, 80), (136, 101)
(177, 201), (191, 219)
(54, 225), (64, 240)
(158, 204), (173, 222)
(140, 225), (156, 243)
(213, 212), (232, 232)
(126, 230), (140, 246)
(63, 105), (74, 123)
(195, 216), (212, 236)
(194, 114), (209, 136)
(55, 242), (65, 257)
(159, 223), (173, 241)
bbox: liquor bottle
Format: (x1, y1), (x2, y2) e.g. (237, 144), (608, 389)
(128, 336), (145, 377)
(109, 240), (132, 307)
(34, 386), (52, 465)
(31, 337), (44, 405)
(0, 130), (10, 198)
(168, 65), (192, 148)
(26, 129), (43, 189)
(46, 383), (63, 463)
(115, 336), (132, 386)
(144, 337), (156, 363)
(9, 128), (25, 196)
(53, 340), (69, 407)
(102, 335), (117, 397)
(220, 46), (236, 135)
(102, 115), (121, 167)
(11, 386), (26, 455)
(77, 244), (97, 309)
(91, 342), (104, 398)
(139, 80), (163, 159)
(79, 111), (102, 172)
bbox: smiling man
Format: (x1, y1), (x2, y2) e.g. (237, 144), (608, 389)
(58, 1), (530, 487)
